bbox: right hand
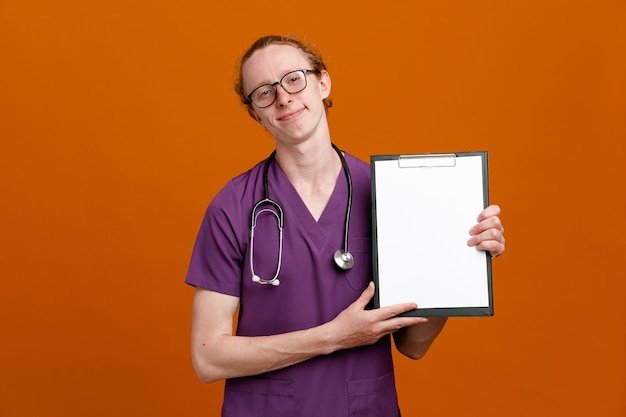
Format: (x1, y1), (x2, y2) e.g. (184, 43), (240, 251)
(326, 281), (427, 350)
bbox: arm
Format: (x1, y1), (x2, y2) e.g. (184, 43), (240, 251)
(393, 317), (448, 360)
(190, 283), (427, 383)
(393, 204), (506, 359)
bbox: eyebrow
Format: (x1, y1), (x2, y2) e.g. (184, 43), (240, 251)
(250, 68), (302, 89)
(254, 70), (286, 88)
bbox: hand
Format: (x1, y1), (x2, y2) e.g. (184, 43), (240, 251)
(327, 282), (427, 350)
(467, 204), (505, 258)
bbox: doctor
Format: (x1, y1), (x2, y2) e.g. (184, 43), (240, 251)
(185, 35), (505, 417)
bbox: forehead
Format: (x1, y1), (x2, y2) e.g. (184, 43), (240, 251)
(242, 44), (311, 90)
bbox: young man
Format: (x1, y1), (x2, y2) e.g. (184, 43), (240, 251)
(186, 35), (505, 416)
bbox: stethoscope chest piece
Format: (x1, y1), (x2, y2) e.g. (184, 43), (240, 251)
(333, 249), (354, 270)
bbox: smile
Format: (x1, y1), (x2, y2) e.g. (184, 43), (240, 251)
(278, 107), (305, 121)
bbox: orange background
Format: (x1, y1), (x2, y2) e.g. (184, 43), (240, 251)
(1, 1), (625, 416)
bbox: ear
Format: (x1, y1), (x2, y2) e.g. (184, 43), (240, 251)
(318, 70), (331, 100)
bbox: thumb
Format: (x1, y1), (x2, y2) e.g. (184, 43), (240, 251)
(355, 281), (375, 308)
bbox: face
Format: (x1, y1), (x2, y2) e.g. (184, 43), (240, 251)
(242, 44), (331, 145)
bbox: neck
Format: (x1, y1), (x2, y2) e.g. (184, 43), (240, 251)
(274, 140), (340, 185)
(273, 140), (343, 222)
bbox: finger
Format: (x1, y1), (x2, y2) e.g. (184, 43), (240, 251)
(374, 315), (428, 336)
(353, 281), (375, 309)
(476, 236), (505, 257)
(468, 225), (504, 246)
(469, 215), (503, 236)
(375, 301), (419, 320)
(477, 204), (501, 222)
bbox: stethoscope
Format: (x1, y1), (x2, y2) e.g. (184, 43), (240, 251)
(250, 143), (354, 286)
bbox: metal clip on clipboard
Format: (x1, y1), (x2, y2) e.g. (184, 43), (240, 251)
(398, 154), (457, 168)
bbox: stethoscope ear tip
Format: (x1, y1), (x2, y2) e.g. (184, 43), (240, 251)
(252, 274), (280, 286)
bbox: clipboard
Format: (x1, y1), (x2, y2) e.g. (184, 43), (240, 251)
(370, 151), (493, 317)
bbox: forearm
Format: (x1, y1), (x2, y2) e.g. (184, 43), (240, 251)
(192, 321), (340, 383)
(393, 317), (448, 360)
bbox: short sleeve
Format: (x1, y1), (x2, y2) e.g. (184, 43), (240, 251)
(185, 180), (246, 297)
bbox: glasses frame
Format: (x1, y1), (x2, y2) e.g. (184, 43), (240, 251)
(246, 69), (321, 108)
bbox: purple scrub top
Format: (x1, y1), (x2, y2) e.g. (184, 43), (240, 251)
(186, 152), (400, 417)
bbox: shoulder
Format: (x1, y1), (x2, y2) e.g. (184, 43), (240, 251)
(210, 160), (266, 211)
(197, 159), (268, 236)
(343, 152), (370, 182)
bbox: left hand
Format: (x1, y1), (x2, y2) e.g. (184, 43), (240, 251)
(467, 204), (505, 258)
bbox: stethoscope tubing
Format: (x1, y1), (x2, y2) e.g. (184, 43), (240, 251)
(249, 144), (353, 286)
(335, 143), (352, 259)
(250, 205), (283, 286)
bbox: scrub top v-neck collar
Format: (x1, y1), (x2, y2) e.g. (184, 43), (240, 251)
(266, 156), (349, 253)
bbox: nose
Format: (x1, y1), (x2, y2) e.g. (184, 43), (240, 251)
(274, 84), (292, 107)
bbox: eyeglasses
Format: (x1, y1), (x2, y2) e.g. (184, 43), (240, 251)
(247, 69), (320, 108)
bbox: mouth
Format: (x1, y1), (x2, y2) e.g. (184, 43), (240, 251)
(277, 107), (305, 121)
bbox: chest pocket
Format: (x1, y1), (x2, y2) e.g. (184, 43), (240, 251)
(223, 377), (295, 417)
(344, 238), (372, 291)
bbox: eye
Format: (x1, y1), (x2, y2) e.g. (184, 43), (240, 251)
(253, 85), (274, 101)
(285, 73), (303, 85)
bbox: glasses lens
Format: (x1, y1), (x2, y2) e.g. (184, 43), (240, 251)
(251, 85), (276, 108)
(280, 70), (307, 94)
